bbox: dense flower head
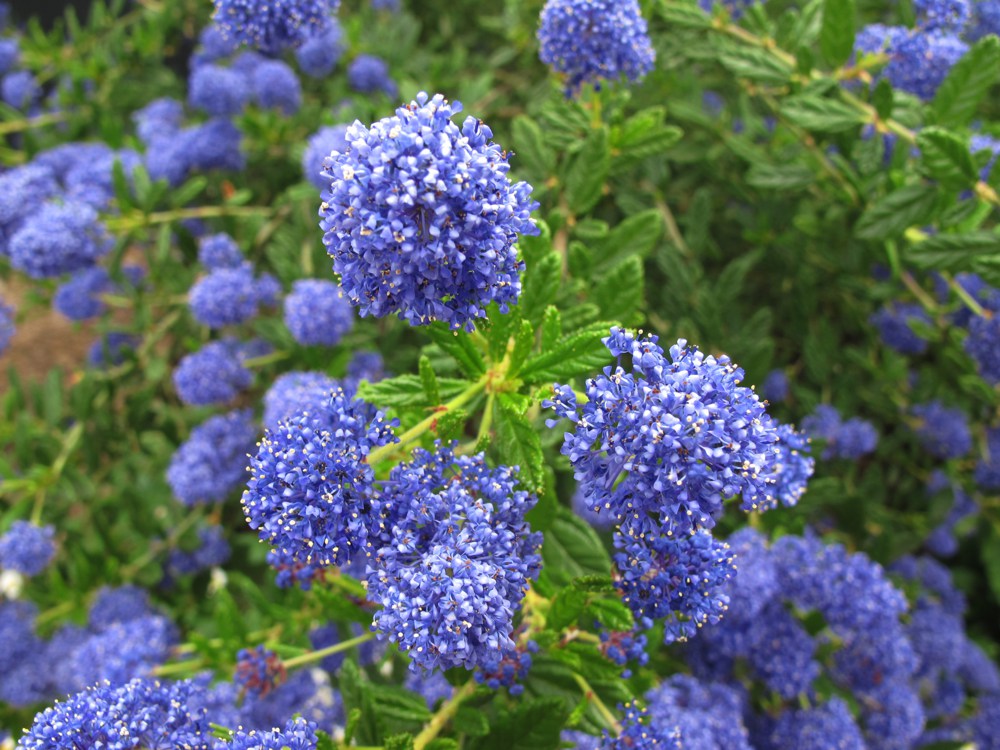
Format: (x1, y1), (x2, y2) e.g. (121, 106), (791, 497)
(925, 471), (977, 556)
(2, 70), (38, 109)
(0, 521), (56, 576)
(295, 20), (343, 77)
(188, 63), (249, 116)
(219, 717), (318, 750)
(240, 669), (343, 735)
(303, 124), (349, 191)
(235, 645), (288, 698)
(965, 309), (1000, 382)
(283, 278), (354, 346)
(885, 31), (969, 101)
(614, 528), (734, 643)
(252, 59), (302, 114)
(643, 675), (753, 750)
(132, 97), (184, 146)
(537, 0), (656, 96)
(172, 338), (255, 405)
(546, 328), (780, 539)
(604, 700), (682, 749)
(145, 117), (245, 187)
(319, 92), (539, 331)
(870, 301), (932, 355)
(243, 388), (398, 578)
(763, 699), (866, 750)
(367, 445), (543, 671)
(968, 0), (1000, 40)
(801, 404), (878, 460)
(474, 640), (537, 694)
(346, 350), (386, 383)
(0, 37), (18, 74)
(198, 232), (244, 269)
(66, 615), (177, 691)
(16, 678), (214, 750)
(761, 423), (814, 508)
(166, 525), (232, 579)
(915, 0), (972, 30)
(194, 24), (239, 65)
(0, 296), (13, 354)
(910, 401), (972, 459)
(88, 585), (155, 631)
(212, 0), (341, 53)
(189, 262), (265, 329)
(892, 553), (968, 613)
(598, 626), (649, 675)
(8, 201), (113, 279)
(54, 266), (115, 321)
(167, 409), (258, 505)
(263, 371), (339, 429)
(0, 164), (59, 231)
(405, 669), (453, 708)
(346, 54), (397, 97)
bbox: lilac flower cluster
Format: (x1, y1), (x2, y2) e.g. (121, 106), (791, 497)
(346, 55), (397, 97)
(319, 92), (539, 331)
(910, 401), (972, 459)
(165, 525), (232, 580)
(0, 521), (56, 576)
(303, 124), (348, 190)
(283, 279), (354, 346)
(212, 0), (341, 53)
(870, 302), (932, 355)
(295, 20), (344, 77)
(198, 232), (243, 269)
(947, 273), (1000, 383)
(222, 718), (319, 750)
(537, 0), (656, 96)
(263, 371), (338, 429)
(598, 626), (649, 676)
(0, 296), (13, 354)
(474, 640), (538, 694)
(546, 328), (810, 645)
(172, 338), (262, 406)
(7, 202), (113, 279)
(235, 645), (288, 698)
(924, 470), (978, 557)
(801, 404), (878, 460)
(367, 445), (543, 671)
(243, 388), (398, 581)
(854, 4), (972, 101)
(167, 409), (257, 505)
(189, 262), (276, 329)
(54, 265), (143, 321)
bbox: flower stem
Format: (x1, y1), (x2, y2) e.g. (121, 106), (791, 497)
(282, 631), (375, 669)
(413, 679), (478, 750)
(106, 205), (271, 232)
(367, 376), (488, 465)
(572, 673), (622, 734)
(949, 274), (988, 318)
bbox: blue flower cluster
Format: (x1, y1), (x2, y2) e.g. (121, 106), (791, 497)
(243, 388), (398, 582)
(801, 404), (878, 460)
(16, 678), (215, 750)
(0, 521), (56, 576)
(367, 445), (542, 672)
(212, 0), (341, 53)
(172, 338), (262, 405)
(223, 718), (319, 750)
(911, 400), (972, 459)
(7, 202), (113, 279)
(54, 265), (143, 321)
(924, 470), (978, 557)
(598, 625), (649, 676)
(303, 124), (348, 190)
(546, 328), (811, 645)
(870, 302), (932, 355)
(537, 0), (656, 96)
(189, 262), (276, 329)
(263, 371), (338, 429)
(283, 279), (354, 346)
(198, 232), (243, 269)
(945, 273), (1000, 383)
(165, 525), (232, 581)
(474, 640), (538, 694)
(295, 20), (343, 77)
(167, 409), (258, 505)
(854, 5), (973, 101)
(347, 54), (397, 97)
(319, 92), (539, 331)
(235, 645), (288, 698)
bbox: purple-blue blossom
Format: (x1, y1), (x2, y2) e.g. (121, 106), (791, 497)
(914, 0), (972, 31)
(975, 427), (1000, 490)
(346, 54), (397, 97)
(0, 296), (13, 354)
(295, 20), (343, 77)
(212, 0), (341, 53)
(189, 262), (263, 329)
(8, 202), (112, 279)
(167, 409), (257, 505)
(188, 64), (249, 116)
(172, 338), (255, 406)
(0, 521), (56, 576)
(252, 59), (302, 114)
(219, 717), (318, 750)
(198, 232), (244, 269)
(911, 401), (972, 459)
(320, 92), (539, 330)
(302, 124), (348, 191)
(968, 0), (1000, 40)
(283, 278), (354, 346)
(537, 0), (656, 96)
(761, 368), (789, 403)
(133, 97), (184, 146)
(235, 645), (287, 698)
(2, 70), (38, 109)
(870, 302), (932, 355)
(263, 371), (339, 429)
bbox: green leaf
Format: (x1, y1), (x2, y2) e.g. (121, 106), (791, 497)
(519, 322), (613, 384)
(932, 35), (1000, 128)
(548, 587), (588, 631)
(917, 127), (977, 186)
(541, 306), (562, 351)
(565, 126), (610, 214)
(855, 184), (940, 240)
(594, 256), (644, 323)
(509, 319), (537, 377)
(612, 112), (683, 174)
(655, 0), (712, 28)
(358, 374), (471, 409)
(591, 210), (663, 272)
(473, 696), (569, 750)
(820, 0), (856, 67)
(906, 231), (1000, 271)
(493, 394), (544, 492)
(585, 599), (634, 631)
(780, 95), (867, 133)
(424, 324), (487, 378)
(512, 116), (555, 178)
(746, 163), (816, 191)
(372, 687), (432, 725)
(454, 708), (490, 737)
(521, 252), (563, 329)
(542, 508), (612, 588)
(385, 734), (415, 750)
(433, 408), (469, 442)
(982, 523), (1000, 603)
(418, 355), (441, 406)
(872, 78), (894, 120)
(719, 45), (794, 85)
